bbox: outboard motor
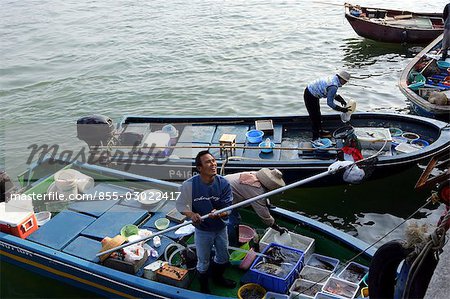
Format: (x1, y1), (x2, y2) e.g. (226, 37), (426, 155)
(76, 115), (115, 148)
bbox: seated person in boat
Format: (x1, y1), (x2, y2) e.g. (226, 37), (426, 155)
(225, 168), (288, 246)
(303, 70), (351, 146)
(176, 150), (235, 294)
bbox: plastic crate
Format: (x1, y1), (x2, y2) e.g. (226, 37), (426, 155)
(306, 254), (339, 272)
(260, 228), (315, 260)
(264, 291), (289, 299)
(299, 265), (333, 284)
(337, 262), (369, 285)
(322, 277), (359, 299)
(289, 278), (324, 298)
(247, 243), (305, 294)
(314, 292), (343, 299)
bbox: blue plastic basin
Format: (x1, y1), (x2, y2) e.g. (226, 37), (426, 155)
(246, 130), (264, 143)
(437, 60), (450, 70)
(259, 141), (275, 153)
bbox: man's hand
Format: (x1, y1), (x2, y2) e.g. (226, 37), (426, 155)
(271, 223), (288, 235)
(335, 94), (347, 106)
(209, 209), (228, 219)
(185, 211), (202, 224)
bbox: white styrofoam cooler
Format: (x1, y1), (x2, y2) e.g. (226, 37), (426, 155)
(259, 228), (315, 260)
(354, 127), (392, 150)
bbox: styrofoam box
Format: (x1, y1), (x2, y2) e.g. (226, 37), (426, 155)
(306, 254), (339, 272)
(337, 262), (369, 285)
(299, 265), (333, 284)
(322, 277), (359, 299)
(289, 278), (324, 299)
(265, 291), (289, 299)
(354, 127), (392, 150)
(314, 292), (345, 299)
(260, 228), (315, 260)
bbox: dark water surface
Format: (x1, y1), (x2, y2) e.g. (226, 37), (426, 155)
(1, 0), (447, 297)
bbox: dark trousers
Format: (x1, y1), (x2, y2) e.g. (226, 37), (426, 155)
(303, 87), (321, 140)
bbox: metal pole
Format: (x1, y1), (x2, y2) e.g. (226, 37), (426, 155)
(96, 165), (343, 258)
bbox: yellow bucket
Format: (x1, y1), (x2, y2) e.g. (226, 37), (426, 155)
(361, 287), (369, 297)
(237, 283), (266, 299)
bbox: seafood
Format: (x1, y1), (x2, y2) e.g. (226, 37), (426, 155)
(323, 278), (357, 298)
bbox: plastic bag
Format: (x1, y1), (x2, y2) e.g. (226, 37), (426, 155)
(343, 165), (365, 184)
(123, 244), (145, 263)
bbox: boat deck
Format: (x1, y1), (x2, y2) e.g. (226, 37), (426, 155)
(16, 162), (372, 298)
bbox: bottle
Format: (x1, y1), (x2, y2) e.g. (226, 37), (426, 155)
(265, 138), (271, 147)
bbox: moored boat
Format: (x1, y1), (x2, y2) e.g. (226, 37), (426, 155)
(344, 3), (444, 44)
(74, 112), (450, 185)
(1, 160), (374, 298)
(398, 34), (450, 121)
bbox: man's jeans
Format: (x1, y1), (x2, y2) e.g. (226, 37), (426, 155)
(195, 227), (230, 273)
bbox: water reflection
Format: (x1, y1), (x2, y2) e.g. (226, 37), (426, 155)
(341, 37), (411, 67)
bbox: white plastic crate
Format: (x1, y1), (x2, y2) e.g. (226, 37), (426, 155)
(337, 262), (369, 285)
(289, 278), (324, 299)
(322, 277), (359, 299)
(299, 265), (333, 284)
(259, 228), (315, 260)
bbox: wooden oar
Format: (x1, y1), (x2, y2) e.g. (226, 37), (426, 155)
(95, 161), (358, 258)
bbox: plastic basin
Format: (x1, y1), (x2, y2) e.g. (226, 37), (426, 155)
(411, 138), (429, 148)
(155, 218), (170, 230)
(246, 130), (264, 143)
(120, 224), (139, 238)
(437, 60), (450, 70)
(238, 283), (266, 299)
(239, 225), (256, 243)
(259, 141), (275, 153)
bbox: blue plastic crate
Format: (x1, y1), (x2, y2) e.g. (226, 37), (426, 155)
(247, 242), (304, 294)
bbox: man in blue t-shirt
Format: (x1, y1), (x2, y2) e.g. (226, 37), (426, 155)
(176, 150), (235, 294)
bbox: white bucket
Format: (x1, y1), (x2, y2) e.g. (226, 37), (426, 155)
(340, 99), (356, 123)
(36, 211), (52, 226)
(54, 170), (78, 199)
(62, 169), (95, 193)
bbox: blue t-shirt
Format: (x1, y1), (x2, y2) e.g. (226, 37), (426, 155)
(176, 174), (233, 231)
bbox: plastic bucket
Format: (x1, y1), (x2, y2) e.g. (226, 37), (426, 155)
(239, 248), (257, 270)
(54, 170), (78, 199)
(239, 225), (256, 243)
(402, 132), (420, 143)
(61, 169), (95, 193)
(238, 283), (266, 299)
(246, 130), (264, 143)
(35, 211), (52, 226)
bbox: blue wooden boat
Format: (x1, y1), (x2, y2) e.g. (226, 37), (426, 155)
(1, 160), (374, 298)
(75, 112), (450, 186)
(399, 34), (450, 121)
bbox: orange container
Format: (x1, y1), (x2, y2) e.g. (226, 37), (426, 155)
(0, 202), (38, 239)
